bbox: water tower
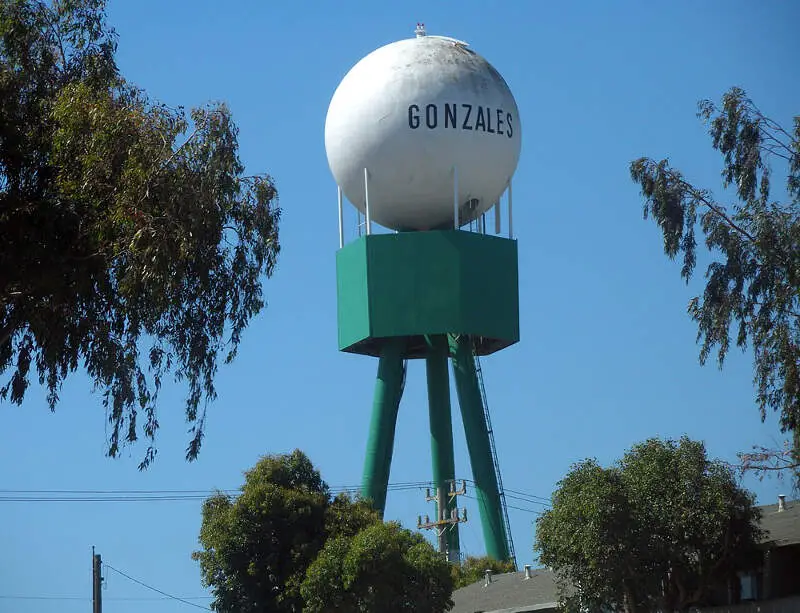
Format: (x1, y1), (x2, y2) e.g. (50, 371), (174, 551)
(325, 25), (521, 563)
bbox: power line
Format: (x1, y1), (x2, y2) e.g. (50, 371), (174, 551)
(506, 502), (545, 516)
(0, 595), (212, 601)
(0, 481), (554, 510)
(504, 492), (550, 507)
(463, 493), (544, 516)
(0, 481), (433, 495)
(460, 479), (552, 507)
(504, 489), (551, 504)
(104, 563), (211, 611)
(0, 596), (86, 600)
(0, 481), (436, 503)
(0, 495), (215, 502)
(0, 489), (236, 494)
(0, 481), (544, 497)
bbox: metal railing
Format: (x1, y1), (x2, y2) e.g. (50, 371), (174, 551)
(474, 351), (517, 568)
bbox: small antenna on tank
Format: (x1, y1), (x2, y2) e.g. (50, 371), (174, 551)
(415, 23), (426, 37)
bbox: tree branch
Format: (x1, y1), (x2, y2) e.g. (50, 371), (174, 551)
(745, 463), (800, 472)
(759, 141), (793, 162)
(137, 125), (202, 206)
(673, 175), (758, 243)
(753, 300), (800, 321)
(758, 128), (795, 161)
(0, 314), (19, 350)
(40, 2), (68, 76)
(730, 444), (800, 480)
(751, 101), (800, 148)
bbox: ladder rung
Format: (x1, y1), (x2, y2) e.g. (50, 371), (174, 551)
(473, 343), (516, 567)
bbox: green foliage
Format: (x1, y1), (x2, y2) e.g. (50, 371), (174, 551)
(325, 492), (382, 540)
(193, 450), (452, 613)
(535, 437), (763, 613)
(193, 451), (328, 613)
(536, 460), (634, 613)
(451, 555), (516, 589)
(301, 521), (454, 613)
(0, 0), (281, 468)
(630, 87), (800, 476)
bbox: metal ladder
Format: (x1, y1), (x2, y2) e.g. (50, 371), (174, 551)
(474, 351), (517, 568)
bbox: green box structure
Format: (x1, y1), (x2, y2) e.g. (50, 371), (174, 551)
(336, 230), (519, 358)
(337, 229), (519, 564)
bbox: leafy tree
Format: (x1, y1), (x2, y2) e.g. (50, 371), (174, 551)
(630, 87), (799, 478)
(535, 459), (635, 613)
(535, 437), (763, 613)
(193, 450), (452, 613)
(325, 490), (382, 540)
(193, 451), (330, 613)
(451, 555), (516, 589)
(301, 521), (454, 613)
(0, 0), (280, 467)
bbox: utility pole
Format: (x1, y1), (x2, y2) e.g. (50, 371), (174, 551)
(417, 479), (468, 563)
(92, 546), (102, 613)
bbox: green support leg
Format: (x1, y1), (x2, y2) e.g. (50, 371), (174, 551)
(361, 338), (406, 514)
(449, 334), (510, 562)
(425, 335), (460, 562)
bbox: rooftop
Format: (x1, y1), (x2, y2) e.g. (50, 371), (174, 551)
(451, 568), (559, 613)
(451, 497), (799, 613)
(759, 497), (800, 547)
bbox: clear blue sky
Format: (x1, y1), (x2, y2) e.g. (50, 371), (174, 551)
(1, 1), (798, 611)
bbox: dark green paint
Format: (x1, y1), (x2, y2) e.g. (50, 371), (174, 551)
(335, 236), (371, 348)
(336, 230), (518, 358)
(338, 229), (519, 562)
(425, 334), (460, 558)
(361, 338), (406, 514)
(449, 333), (510, 561)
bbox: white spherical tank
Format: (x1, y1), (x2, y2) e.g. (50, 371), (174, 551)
(325, 29), (521, 232)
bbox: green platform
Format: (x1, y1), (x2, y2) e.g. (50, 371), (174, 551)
(336, 230), (519, 359)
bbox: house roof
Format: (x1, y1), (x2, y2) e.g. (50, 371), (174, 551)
(451, 498), (799, 613)
(758, 498), (800, 547)
(450, 568), (559, 613)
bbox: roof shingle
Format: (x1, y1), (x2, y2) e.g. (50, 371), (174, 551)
(758, 498), (800, 547)
(451, 569), (558, 613)
(451, 498), (799, 613)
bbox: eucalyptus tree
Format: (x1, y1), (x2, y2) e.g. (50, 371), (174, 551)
(631, 88), (799, 478)
(0, 0), (281, 466)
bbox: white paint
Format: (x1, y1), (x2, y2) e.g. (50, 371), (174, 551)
(325, 33), (521, 232)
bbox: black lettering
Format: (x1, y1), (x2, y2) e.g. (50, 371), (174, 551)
(475, 106), (486, 131)
(496, 109), (504, 136)
(486, 107), (495, 134)
(461, 104), (473, 130)
(425, 104), (438, 129)
(506, 112), (513, 138)
(444, 103), (457, 128)
(408, 104), (420, 129)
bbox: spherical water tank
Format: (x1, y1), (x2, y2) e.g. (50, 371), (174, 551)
(325, 29), (521, 232)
